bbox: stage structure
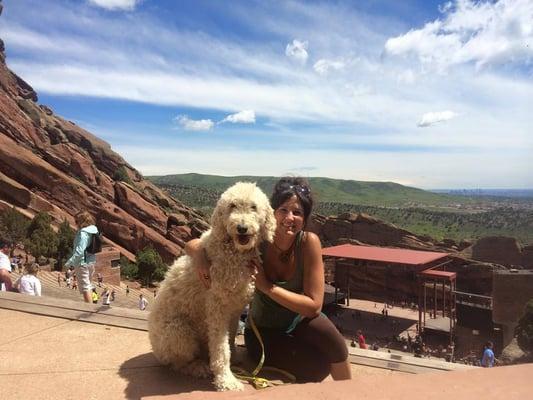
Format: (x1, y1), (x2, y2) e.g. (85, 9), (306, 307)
(322, 244), (456, 341)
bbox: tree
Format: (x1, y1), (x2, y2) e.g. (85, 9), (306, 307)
(25, 212), (58, 260)
(56, 219), (75, 271)
(119, 256), (139, 280)
(136, 246), (165, 286)
(0, 207), (30, 254)
(516, 299), (533, 352)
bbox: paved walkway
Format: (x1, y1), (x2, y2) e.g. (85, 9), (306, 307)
(0, 292), (531, 399)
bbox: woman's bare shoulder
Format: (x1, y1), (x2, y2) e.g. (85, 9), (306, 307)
(302, 231), (322, 251)
(303, 231), (320, 243)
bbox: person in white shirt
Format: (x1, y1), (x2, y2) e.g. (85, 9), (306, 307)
(14, 263), (41, 296)
(139, 293), (148, 311)
(0, 240), (13, 291)
(102, 287), (111, 306)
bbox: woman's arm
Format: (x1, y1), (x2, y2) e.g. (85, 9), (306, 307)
(254, 232), (324, 318)
(64, 231), (89, 268)
(185, 238), (212, 288)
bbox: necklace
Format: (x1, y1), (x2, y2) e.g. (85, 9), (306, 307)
(273, 239), (295, 263)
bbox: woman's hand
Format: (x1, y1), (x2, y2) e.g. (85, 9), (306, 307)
(197, 261), (211, 289)
(185, 238), (211, 289)
(250, 259), (272, 293)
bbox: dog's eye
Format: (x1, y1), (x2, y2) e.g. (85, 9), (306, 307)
(251, 204), (257, 211)
(230, 203), (237, 209)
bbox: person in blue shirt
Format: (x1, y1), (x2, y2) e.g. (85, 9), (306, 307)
(481, 341), (495, 367)
(65, 212), (99, 303)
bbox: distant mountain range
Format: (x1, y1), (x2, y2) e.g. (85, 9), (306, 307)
(147, 173), (533, 243)
(433, 189), (533, 198)
(147, 173), (467, 208)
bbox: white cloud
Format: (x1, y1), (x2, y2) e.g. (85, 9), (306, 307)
(87, 0), (140, 11)
(3, 0), (532, 187)
(174, 115), (214, 131)
(384, 0), (533, 71)
(313, 59), (345, 75)
(417, 111), (458, 127)
(397, 69), (416, 84)
(285, 39), (309, 64)
(221, 110), (256, 124)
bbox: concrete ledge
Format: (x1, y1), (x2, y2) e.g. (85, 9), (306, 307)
(0, 291), (147, 331)
(348, 348), (475, 373)
(152, 363), (533, 400)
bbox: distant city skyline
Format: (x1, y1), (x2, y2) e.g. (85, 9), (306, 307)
(1, 0), (532, 189)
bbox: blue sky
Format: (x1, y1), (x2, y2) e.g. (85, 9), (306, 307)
(1, 0), (532, 189)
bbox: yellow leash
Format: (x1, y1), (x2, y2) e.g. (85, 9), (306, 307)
(231, 314), (296, 389)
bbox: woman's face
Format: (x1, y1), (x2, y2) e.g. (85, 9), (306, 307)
(274, 195), (305, 237)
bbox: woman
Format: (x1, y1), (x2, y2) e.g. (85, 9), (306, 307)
(64, 211), (99, 303)
(14, 263), (41, 296)
(186, 177), (351, 382)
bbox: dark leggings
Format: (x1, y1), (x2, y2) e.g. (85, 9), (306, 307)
(244, 314), (348, 383)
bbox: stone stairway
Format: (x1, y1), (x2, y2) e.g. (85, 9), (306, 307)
(9, 270), (157, 311)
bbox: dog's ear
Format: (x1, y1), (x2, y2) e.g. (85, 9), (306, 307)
(210, 198), (228, 241)
(261, 204), (276, 243)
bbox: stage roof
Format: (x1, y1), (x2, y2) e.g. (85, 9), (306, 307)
(419, 269), (457, 280)
(322, 244), (448, 266)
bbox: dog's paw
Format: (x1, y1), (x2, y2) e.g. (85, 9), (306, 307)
(214, 374), (244, 391)
(181, 360), (212, 379)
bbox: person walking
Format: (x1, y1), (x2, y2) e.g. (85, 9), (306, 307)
(64, 212), (99, 303)
(481, 341), (495, 367)
(139, 293), (148, 310)
(357, 329), (368, 349)
(102, 287), (111, 306)
(91, 288), (99, 304)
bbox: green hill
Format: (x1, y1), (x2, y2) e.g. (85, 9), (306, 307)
(147, 173), (463, 207)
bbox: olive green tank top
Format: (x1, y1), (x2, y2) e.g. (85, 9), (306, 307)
(247, 231), (305, 331)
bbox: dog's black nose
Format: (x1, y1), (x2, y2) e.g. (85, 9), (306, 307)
(237, 225), (248, 234)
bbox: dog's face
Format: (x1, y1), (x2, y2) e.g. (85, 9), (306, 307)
(211, 182), (276, 252)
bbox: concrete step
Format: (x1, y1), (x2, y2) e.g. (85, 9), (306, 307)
(348, 347), (476, 374)
(9, 270), (157, 310)
(0, 290), (147, 331)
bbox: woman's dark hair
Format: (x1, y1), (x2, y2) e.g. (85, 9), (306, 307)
(270, 177), (314, 221)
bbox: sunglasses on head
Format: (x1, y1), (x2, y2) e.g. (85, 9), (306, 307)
(280, 182), (311, 196)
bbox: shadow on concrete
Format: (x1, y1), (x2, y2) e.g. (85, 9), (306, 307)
(119, 353), (215, 398)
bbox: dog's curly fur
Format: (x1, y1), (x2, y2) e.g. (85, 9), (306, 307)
(148, 182), (276, 391)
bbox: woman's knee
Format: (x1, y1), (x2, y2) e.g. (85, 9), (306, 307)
(295, 315), (348, 363)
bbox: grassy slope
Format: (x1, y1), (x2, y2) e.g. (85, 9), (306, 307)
(147, 173), (533, 243)
(147, 173), (463, 207)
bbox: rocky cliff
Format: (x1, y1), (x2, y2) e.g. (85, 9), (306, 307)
(308, 212), (507, 296)
(0, 3), (209, 263)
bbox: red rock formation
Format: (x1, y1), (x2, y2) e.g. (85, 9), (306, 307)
(469, 236), (524, 267)
(0, 16), (209, 263)
(309, 212), (503, 297)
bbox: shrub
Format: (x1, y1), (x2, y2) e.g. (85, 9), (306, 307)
(25, 212), (58, 259)
(120, 256), (138, 280)
(56, 219), (74, 271)
(0, 207), (30, 252)
(113, 166), (132, 184)
(136, 246), (165, 286)
(516, 299), (533, 352)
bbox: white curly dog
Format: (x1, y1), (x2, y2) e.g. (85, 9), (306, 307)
(148, 182), (276, 391)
